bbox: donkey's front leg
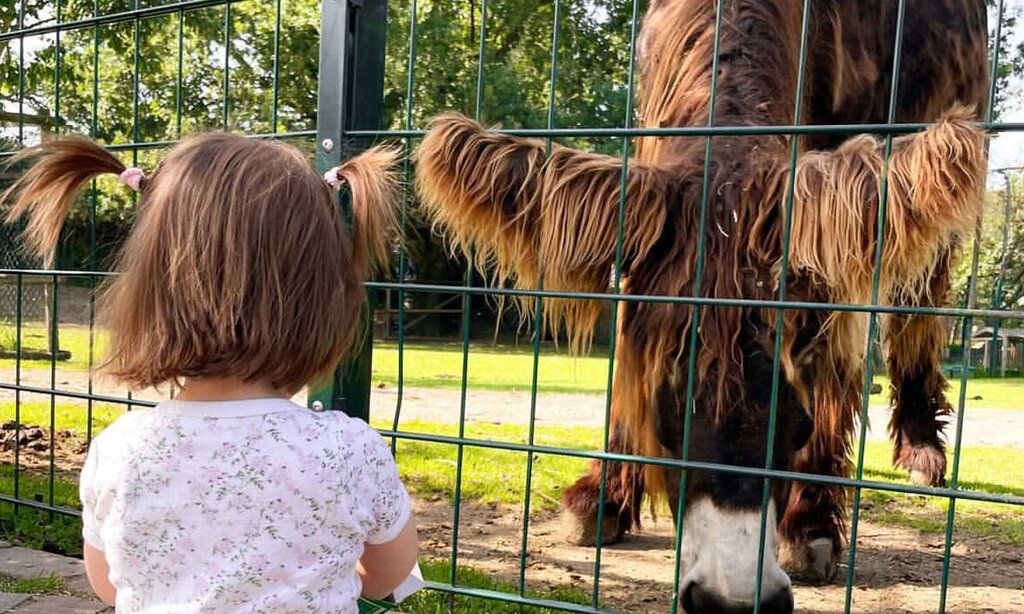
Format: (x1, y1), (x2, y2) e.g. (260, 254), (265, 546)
(884, 254), (954, 488)
(562, 429), (646, 547)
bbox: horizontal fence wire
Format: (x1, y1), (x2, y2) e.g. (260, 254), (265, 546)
(0, 132), (317, 159)
(343, 122), (1024, 138)
(4, 415), (1022, 521)
(0, 0), (251, 42)
(2, 272), (1024, 320)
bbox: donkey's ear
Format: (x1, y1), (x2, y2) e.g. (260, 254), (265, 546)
(416, 113), (680, 353)
(779, 107), (985, 309)
(751, 108), (984, 369)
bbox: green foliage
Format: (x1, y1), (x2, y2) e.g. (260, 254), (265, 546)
(381, 0), (634, 133)
(1, 1), (322, 269)
(954, 172), (1024, 324)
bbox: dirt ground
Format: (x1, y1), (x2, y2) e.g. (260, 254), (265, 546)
(413, 498), (1024, 614)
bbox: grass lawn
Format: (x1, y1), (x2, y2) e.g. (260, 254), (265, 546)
(0, 325), (108, 373)
(3, 400), (1018, 556)
(0, 400), (125, 437)
(0, 463), (83, 556)
(4, 325), (1024, 409)
(402, 560), (589, 613)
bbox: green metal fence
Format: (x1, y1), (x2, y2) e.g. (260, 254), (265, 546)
(2, 1), (1024, 613)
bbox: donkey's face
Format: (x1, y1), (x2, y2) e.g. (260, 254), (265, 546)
(654, 316), (815, 614)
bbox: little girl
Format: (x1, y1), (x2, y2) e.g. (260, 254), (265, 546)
(3, 133), (415, 613)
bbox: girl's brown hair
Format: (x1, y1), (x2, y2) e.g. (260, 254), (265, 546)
(2, 134), (400, 392)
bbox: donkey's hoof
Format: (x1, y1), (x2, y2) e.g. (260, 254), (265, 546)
(561, 509), (622, 547)
(779, 537), (838, 585)
(898, 444), (947, 487)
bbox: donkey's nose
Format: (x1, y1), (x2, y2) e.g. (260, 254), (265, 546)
(682, 582), (794, 614)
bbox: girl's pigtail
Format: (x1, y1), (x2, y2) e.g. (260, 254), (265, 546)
(325, 144), (402, 276)
(2, 136), (127, 263)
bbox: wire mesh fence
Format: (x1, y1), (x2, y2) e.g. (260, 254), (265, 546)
(1, 1), (1024, 613)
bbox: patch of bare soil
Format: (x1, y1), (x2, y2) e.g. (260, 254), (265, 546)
(0, 422), (86, 478)
(414, 498), (1024, 614)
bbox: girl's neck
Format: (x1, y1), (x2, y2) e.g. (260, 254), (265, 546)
(173, 377), (288, 402)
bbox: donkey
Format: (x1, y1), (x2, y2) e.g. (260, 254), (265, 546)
(415, 1), (989, 612)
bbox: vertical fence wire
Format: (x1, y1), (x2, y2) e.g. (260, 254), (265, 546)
(126, 0), (143, 417)
(11, 0), (27, 529)
(842, 1), (909, 611)
(86, 0), (101, 447)
(449, 0), (490, 589)
(669, 0), (726, 610)
(391, 0), (420, 455)
(47, 0), (65, 518)
(988, 172), (1013, 375)
(937, 3), (1008, 611)
(176, 8), (185, 138)
(271, 0), (283, 134)
(223, 1), (232, 130)
(751, 0), (813, 610)
(13, 274), (23, 525)
(590, 0), (642, 606)
(517, 0), (561, 598)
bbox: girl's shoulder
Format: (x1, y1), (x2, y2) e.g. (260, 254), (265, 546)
(301, 408), (386, 448)
(89, 407), (158, 447)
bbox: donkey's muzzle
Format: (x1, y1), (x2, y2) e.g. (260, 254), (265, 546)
(682, 582), (794, 614)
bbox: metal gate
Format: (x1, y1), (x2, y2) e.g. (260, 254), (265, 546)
(2, 1), (1024, 613)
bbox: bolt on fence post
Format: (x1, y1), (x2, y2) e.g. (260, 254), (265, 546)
(309, 0), (389, 420)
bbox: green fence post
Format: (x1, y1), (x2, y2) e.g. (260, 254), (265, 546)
(310, 0), (389, 420)
(989, 172), (1012, 376)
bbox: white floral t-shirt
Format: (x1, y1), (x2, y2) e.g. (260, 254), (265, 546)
(79, 398), (411, 614)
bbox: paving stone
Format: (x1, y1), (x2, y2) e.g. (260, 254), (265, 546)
(0, 547), (83, 581)
(7, 595), (109, 614)
(63, 574), (94, 595)
(0, 594), (29, 611)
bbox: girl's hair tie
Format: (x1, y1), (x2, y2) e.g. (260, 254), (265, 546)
(119, 167), (146, 192)
(323, 167), (344, 190)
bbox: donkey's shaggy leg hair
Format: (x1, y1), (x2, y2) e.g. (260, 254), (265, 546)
(883, 253), (954, 487)
(561, 432), (646, 546)
(416, 113), (676, 351)
(778, 371), (858, 584)
(778, 457), (847, 585)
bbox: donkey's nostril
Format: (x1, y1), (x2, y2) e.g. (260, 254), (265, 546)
(680, 582), (794, 614)
(680, 581), (707, 614)
(761, 585), (794, 614)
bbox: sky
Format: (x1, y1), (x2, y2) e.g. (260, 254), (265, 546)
(988, 88), (1024, 176)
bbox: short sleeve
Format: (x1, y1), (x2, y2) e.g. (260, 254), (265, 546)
(79, 442), (105, 551)
(363, 435), (412, 545)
